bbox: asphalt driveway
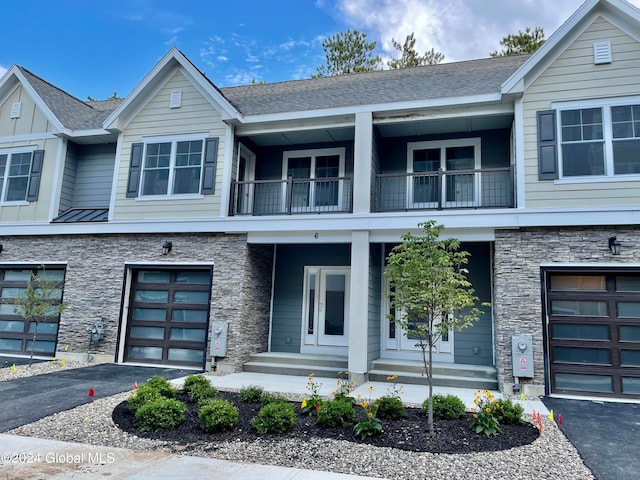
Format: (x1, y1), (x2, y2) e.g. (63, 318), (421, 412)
(0, 362), (190, 432)
(542, 397), (640, 480)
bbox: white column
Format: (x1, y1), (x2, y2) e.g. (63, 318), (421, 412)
(348, 230), (370, 380)
(353, 111), (373, 214)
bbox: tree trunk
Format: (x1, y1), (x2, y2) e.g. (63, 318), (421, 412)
(28, 321), (38, 367)
(428, 341), (434, 435)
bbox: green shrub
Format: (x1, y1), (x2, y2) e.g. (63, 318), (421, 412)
(251, 402), (297, 435)
(493, 398), (525, 425)
(128, 384), (163, 414)
(238, 385), (264, 403)
(182, 374), (210, 395)
(422, 394), (466, 420)
(144, 375), (176, 398)
(199, 399), (239, 433)
(376, 396), (408, 419)
(135, 397), (186, 431)
(260, 392), (288, 405)
(316, 398), (356, 428)
(189, 382), (219, 406)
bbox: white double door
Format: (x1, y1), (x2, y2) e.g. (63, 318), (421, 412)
(301, 267), (349, 354)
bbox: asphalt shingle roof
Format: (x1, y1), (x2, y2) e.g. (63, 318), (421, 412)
(220, 54), (530, 116)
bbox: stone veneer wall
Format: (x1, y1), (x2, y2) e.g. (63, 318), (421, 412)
(493, 226), (640, 395)
(0, 233), (273, 371)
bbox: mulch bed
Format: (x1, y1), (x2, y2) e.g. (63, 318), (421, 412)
(112, 391), (539, 454)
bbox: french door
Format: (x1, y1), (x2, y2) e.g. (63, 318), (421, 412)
(302, 267), (350, 353)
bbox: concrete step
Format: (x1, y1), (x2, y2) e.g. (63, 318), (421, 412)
(242, 361), (345, 379)
(370, 358), (497, 379)
(246, 352), (348, 370)
(368, 368), (498, 390)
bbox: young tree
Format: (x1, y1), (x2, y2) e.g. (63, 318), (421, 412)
(314, 29), (382, 77)
(9, 268), (67, 367)
(384, 221), (486, 436)
(388, 33), (444, 69)
(490, 27), (545, 57)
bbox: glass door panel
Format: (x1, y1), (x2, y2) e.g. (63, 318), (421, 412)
(445, 146), (476, 205)
(411, 148), (439, 207)
(303, 268), (349, 349)
(287, 156), (311, 209)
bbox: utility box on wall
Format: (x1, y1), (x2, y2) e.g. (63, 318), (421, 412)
(210, 322), (229, 357)
(512, 334), (534, 378)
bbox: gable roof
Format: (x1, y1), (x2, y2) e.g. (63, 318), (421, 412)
(220, 55), (530, 117)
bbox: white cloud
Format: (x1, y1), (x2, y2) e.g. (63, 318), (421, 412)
(335, 0), (640, 61)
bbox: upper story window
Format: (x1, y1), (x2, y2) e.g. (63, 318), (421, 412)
(555, 97), (640, 179)
(141, 137), (204, 196)
(0, 148), (43, 203)
(127, 135), (219, 199)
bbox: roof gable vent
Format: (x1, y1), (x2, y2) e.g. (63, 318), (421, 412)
(593, 41), (612, 64)
(10, 102), (21, 118)
(169, 89), (182, 108)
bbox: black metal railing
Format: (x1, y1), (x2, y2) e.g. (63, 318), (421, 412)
(231, 177), (353, 215)
(374, 166), (514, 211)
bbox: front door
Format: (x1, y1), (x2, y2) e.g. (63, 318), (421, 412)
(302, 267), (349, 354)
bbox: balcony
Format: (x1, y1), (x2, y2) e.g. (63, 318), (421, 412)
(231, 177), (353, 215)
(375, 167), (514, 211)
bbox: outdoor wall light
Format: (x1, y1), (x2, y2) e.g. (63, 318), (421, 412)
(608, 236), (621, 255)
(0, 244), (3, 254)
(162, 241), (173, 255)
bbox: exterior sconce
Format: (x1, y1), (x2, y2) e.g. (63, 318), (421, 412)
(608, 236), (621, 255)
(0, 244), (3, 254)
(162, 241), (173, 255)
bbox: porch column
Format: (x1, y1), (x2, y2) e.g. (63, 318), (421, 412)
(353, 111), (373, 214)
(348, 230), (370, 382)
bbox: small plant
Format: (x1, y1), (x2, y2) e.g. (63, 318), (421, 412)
(493, 398), (525, 425)
(144, 375), (176, 398)
(135, 397), (186, 431)
(252, 402), (297, 434)
(128, 384), (163, 414)
(377, 396), (407, 419)
(301, 373), (323, 416)
(423, 394), (466, 420)
(199, 399), (239, 432)
(384, 375), (404, 399)
(470, 390), (502, 436)
(182, 374), (210, 395)
(334, 371), (357, 400)
(238, 385), (264, 403)
(317, 397), (356, 428)
(189, 382), (219, 406)
(260, 392), (288, 405)
(354, 388), (383, 439)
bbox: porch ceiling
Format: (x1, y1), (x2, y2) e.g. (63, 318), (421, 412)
(375, 113), (513, 138)
(241, 125), (354, 147)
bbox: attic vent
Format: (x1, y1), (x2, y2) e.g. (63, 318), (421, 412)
(10, 102), (21, 118)
(169, 90), (182, 108)
(593, 41), (612, 64)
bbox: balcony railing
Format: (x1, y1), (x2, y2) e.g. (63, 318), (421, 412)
(375, 167), (514, 211)
(231, 177), (353, 215)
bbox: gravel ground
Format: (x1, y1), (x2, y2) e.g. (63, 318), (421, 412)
(5, 361), (595, 480)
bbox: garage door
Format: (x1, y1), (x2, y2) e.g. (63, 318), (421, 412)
(0, 267), (66, 358)
(124, 268), (212, 369)
(546, 272), (640, 399)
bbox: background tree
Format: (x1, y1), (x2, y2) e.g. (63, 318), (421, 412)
(314, 29), (382, 77)
(8, 268), (67, 367)
(490, 27), (545, 57)
(384, 221), (486, 436)
(388, 33), (444, 68)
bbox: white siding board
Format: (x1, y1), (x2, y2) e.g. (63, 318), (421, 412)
(522, 17), (640, 209)
(0, 85), (53, 137)
(113, 68), (227, 220)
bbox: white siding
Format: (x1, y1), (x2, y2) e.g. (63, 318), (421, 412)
(522, 17), (640, 208)
(113, 68), (227, 220)
(0, 84), (53, 137)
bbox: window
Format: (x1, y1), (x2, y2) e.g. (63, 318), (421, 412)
(140, 137), (205, 196)
(555, 97), (640, 179)
(0, 150), (34, 202)
(282, 148), (345, 211)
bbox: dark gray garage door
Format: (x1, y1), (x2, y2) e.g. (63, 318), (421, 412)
(546, 271), (640, 399)
(123, 268), (212, 369)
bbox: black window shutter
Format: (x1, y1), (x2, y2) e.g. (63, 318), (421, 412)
(202, 137), (218, 195)
(26, 150), (44, 201)
(537, 110), (558, 180)
(126, 143), (143, 198)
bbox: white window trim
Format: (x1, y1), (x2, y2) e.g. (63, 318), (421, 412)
(0, 146), (35, 205)
(553, 96), (640, 183)
(139, 133), (207, 198)
(281, 147), (346, 212)
(406, 137), (481, 208)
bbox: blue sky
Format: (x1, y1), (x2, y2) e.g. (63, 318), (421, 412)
(2, 0), (639, 101)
